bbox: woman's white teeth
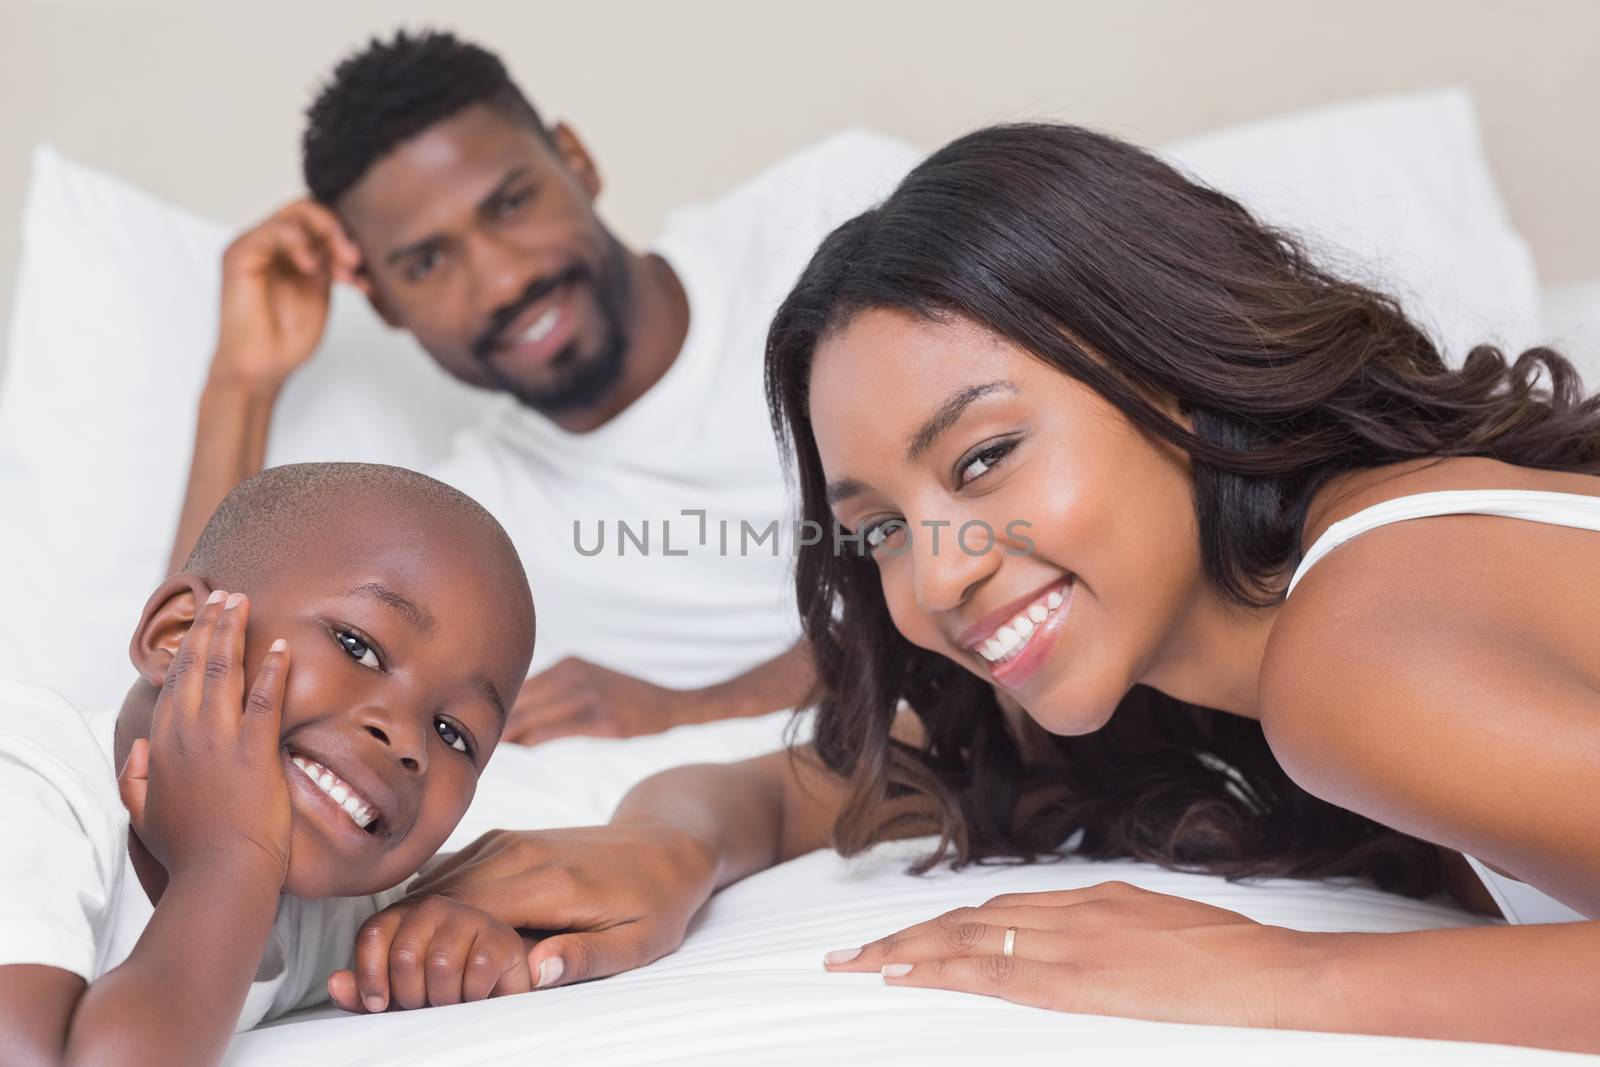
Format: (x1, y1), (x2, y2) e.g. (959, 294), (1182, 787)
(522, 305), (559, 343)
(291, 755), (377, 830)
(976, 586), (1069, 664)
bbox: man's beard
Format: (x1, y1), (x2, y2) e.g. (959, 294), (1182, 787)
(471, 232), (633, 417)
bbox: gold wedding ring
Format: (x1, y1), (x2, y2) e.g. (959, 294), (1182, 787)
(1002, 926), (1018, 958)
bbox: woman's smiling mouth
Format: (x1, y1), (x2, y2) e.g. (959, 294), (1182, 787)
(962, 578), (1076, 688)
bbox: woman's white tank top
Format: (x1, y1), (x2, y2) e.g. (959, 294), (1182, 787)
(1286, 489), (1600, 924)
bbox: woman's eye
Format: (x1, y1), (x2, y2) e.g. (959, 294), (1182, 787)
(956, 440), (1017, 488)
(335, 630), (381, 670)
(862, 517), (906, 552)
(434, 717), (471, 755)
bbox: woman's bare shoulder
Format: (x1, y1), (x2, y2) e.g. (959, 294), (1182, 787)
(1298, 456), (1600, 553)
(1257, 460), (1600, 906)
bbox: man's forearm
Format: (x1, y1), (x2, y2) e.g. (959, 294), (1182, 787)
(61, 858), (281, 1067)
(1289, 920), (1600, 1052)
(610, 747), (842, 891)
(167, 375), (281, 573)
(684, 641), (816, 724)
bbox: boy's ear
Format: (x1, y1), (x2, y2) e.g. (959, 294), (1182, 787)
(550, 121), (602, 202)
(128, 574), (213, 687)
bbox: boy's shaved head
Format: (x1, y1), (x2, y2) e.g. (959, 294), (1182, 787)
(186, 463), (530, 631)
(124, 461), (537, 897)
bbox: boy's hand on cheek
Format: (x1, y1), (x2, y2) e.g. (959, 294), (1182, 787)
(117, 590), (295, 885)
(329, 895), (533, 1013)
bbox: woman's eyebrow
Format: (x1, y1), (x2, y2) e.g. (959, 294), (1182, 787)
(824, 381), (1019, 505)
(826, 477), (871, 506)
(904, 380), (1018, 463)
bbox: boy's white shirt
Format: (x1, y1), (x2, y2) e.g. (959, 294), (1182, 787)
(423, 129), (922, 690)
(0, 679), (406, 1032)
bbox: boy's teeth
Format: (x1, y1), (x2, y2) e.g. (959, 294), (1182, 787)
(291, 755), (377, 830)
(975, 586), (1071, 664)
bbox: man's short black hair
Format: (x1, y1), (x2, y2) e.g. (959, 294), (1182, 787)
(302, 29), (547, 205)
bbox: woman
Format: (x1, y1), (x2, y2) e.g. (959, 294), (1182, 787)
(403, 124), (1600, 1051)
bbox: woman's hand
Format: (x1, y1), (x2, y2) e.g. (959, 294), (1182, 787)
(117, 590), (294, 885)
(401, 822), (719, 988)
(824, 880), (1312, 1028)
(328, 896), (534, 1012)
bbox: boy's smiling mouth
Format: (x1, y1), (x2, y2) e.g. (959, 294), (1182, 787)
(280, 738), (408, 846)
(290, 753), (379, 830)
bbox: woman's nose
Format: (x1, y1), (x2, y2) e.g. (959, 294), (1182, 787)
(908, 517), (1003, 615)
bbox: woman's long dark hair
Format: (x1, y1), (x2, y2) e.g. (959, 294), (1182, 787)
(765, 123), (1600, 895)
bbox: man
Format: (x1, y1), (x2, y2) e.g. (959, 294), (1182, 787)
(171, 30), (918, 744)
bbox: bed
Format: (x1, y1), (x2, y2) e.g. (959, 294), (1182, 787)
(1, 89), (1597, 1063)
(228, 713), (1584, 1065)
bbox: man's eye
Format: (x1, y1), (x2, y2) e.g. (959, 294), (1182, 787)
(405, 251), (440, 282)
(434, 717), (471, 755)
(495, 190), (531, 217)
(335, 630), (381, 670)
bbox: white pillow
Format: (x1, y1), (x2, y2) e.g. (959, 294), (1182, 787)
(0, 146), (492, 709)
(1540, 279), (1600, 388)
(1162, 87), (1542, 362)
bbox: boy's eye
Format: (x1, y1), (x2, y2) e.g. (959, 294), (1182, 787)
(434, 717), (472, 756)
(335, 630), (381, 670)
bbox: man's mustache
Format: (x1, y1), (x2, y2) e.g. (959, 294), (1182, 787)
(471, 264), (588, 361)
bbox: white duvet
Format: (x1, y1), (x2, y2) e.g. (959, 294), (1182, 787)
(226, 714), (1582, 1065)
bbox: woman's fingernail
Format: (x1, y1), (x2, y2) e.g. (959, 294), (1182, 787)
(824, 947), (862, 965)
(269, 638), (288, 653)
(363, 994), (385, 1012)
(207, 589), (226, 604)
(536, 957), (564, 988)
(224, 592), (246, 610)
(881, 963), (913, 978)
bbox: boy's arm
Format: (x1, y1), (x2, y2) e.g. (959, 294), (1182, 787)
(0, 593), (296, 1067)
(1, 856), (281, 1067)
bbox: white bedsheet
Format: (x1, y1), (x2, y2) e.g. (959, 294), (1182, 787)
(220, 714), (1581, 1065)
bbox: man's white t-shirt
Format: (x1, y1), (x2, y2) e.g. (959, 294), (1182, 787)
(426, 130), (922, 689)
(0, 680), (403, 1032)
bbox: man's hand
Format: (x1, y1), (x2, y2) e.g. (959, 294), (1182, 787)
(117, 590), (294, 885)
(328, 896), (534, 1012)
(212, 199), (364, 391)
(504, 656), (700, 745)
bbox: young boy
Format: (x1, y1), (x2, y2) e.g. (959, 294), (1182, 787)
(0, 463), (538, 1067)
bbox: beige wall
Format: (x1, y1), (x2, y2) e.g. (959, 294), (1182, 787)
(2, 0), (1596, 365)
